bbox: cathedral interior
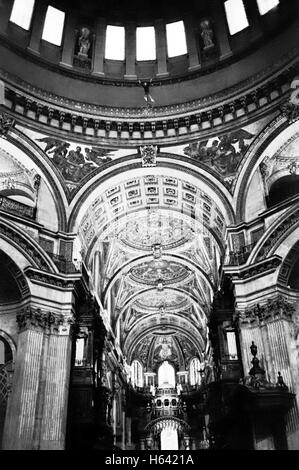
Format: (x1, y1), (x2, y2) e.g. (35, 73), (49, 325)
(0, 0), (299, 451)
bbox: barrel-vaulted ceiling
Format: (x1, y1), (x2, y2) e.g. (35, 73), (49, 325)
(75, 171), (225, 366)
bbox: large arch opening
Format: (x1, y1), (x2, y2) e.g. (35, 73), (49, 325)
(158, 361), (176, 388)
(268, 175), (299, 208)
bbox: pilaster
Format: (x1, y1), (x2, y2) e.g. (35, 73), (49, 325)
(124, 22), (137, 80)
(155, 19), (169, 78)
(210, 0), (232, 60)
(27, 1), (48, 55)
(59, 11), (77, 68)
(2, 306), (74, 450)
(0, 0), (13, 32)
(184, 15), (201, 71)
(92, 17), (106, 77)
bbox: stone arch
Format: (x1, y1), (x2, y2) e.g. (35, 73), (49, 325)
(4, 129), (68, 232)
(247, 205), (299, 264)
(277, 240), (299, 288)
(0, 220), (57, 273)
(0, 331), (16, 363)
(67, 155), (235, 233)
(234, 114), (299, 222)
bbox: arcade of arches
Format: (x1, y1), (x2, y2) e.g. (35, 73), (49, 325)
(0, 0), (299, 451)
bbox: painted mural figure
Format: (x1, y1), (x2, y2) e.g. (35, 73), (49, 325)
(183, 129), (254, 177)
(37, 137), (113, 183)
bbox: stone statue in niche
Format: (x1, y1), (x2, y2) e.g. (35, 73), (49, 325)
(200, 20), (215, 50)
(78, 27), (91, 58)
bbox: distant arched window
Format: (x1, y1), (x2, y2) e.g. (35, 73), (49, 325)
(189, 358), (201, 386)
(268, 175), (299, 208)
(10, 0), (35, 30)
(42, 6), (65, 46)
(158, 361), (175, 388)
(166, 21), (187, 57)
(256, 0), (279, 15)
(131, 360), (144, 387)
(224, 0), (249, 35)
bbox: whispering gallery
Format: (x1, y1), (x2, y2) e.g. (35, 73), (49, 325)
(0, 0), (299, 452)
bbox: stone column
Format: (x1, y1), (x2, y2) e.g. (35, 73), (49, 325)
(27, 1), (48, 55)
(184, 15), (201, 71)
(155, 19), (169, 78)
(59, 11), (77, 68)
(210, 0), (232, 60)
(2, 307), (73, 450)
(92, 17), (106, 77)
(2, 315), (44, 449)
(124, 22), (137, 80)
(38, 322), (73, 449)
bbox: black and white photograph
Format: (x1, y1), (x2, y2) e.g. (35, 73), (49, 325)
(0, 0), (298, 458)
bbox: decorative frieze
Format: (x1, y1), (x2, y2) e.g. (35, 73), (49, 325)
(228, 256), (281, 279)
(16, 306), (74, 334)
(235, 295), (295, 327)
(24, 267), (79, 289)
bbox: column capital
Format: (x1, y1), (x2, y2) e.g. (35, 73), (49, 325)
(16, 306), (74, 335)
(235, 295), (295, 327)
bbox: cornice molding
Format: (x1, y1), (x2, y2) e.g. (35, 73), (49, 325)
(225, 255), (282, 281)
(0, 61), (297, 146)
(24, 267), (81, 290)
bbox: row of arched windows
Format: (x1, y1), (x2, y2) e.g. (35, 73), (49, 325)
(130, 358), (202, 388)
(9, 0), (280, 58)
